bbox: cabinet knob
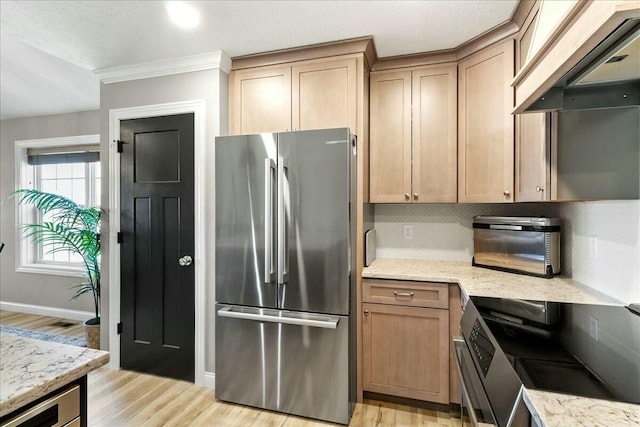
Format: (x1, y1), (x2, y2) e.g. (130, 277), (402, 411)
(536, 186), (544, 192)
(503, 190), (511, 197)
(405, 193), (410, 201)
(364, 310), (369, 316)
(413, 193), (418, 201)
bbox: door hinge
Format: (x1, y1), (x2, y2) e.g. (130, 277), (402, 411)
(117, 322), (123, 334)
(115, 139), (127, 153)
(117, 232), (122, 243)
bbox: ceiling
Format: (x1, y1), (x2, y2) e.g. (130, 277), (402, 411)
(0, 0), (519, 120)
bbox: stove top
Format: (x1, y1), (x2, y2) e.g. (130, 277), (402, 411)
(469, 296), (640, 405)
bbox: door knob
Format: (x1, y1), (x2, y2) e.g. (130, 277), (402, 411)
(413, 193), (418, 201)
(405, 193), (410, 201)
(178, 255), (193, 266)
(503, 190), (511, 197)
(536, 186), (544, 192)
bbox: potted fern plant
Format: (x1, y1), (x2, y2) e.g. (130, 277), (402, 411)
(14, 189), (101, 349)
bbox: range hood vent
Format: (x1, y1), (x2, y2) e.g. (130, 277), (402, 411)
(527, 19), (640, 112)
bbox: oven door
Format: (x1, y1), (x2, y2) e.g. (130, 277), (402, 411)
(453, 338), (498, 427)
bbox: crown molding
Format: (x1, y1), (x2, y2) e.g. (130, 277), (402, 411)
(231, 36), (375, 71)
(95, 50), (231, 84)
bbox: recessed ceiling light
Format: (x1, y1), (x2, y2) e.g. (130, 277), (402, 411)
(166, 1), (200, 30)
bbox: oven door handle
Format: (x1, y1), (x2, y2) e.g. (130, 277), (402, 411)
(453, 338), (484, 427)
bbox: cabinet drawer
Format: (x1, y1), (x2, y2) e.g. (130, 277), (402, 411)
(363, 279), (448, 309)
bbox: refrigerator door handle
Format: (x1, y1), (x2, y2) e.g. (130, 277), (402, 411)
(217, 306), (339, 329)
(277, 157), (289, 285)
(264, 158), (276, 284)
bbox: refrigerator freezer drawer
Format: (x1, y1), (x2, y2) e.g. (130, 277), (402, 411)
(215, 304), (352, 424)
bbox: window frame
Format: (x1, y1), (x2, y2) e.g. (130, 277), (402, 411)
(15, 135), (100, 277)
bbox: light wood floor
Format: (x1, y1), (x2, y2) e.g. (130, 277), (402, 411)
(0, 310), (85, 338)
(1, 311), (461, 426)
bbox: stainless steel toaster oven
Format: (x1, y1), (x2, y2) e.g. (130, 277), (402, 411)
(472, 216), (560, 278)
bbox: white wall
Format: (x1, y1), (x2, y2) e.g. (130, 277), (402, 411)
(373, 200), (640, 303)
(0, 111), (100, 316)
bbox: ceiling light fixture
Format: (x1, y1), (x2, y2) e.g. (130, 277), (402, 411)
(166, 1), (200, 30)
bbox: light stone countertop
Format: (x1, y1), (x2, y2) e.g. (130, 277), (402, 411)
(524, 388), (640, 427)
(362, 258), (624, 305)
(362, 258), (638, 426)
(0, 334), (109, 417)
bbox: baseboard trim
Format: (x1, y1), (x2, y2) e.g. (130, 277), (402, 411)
(0, 301), (93, 322)
(203, 371), (215, 390)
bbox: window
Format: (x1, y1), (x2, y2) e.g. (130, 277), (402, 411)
(15, 135), (100, 276)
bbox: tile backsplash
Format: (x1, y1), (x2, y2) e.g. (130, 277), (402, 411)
(372, 201), (639, 302)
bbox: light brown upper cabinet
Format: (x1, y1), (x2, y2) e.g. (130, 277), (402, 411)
(292, 57), (357, 132)
(230, 66), (292, 134)
(458, 39), (515, 203)
(230, 57), (357, 135)
(515, 5), (550, 202)
(370, 64), (457, 203)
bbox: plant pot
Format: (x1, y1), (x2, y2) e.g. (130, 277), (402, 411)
(84, 317), (100, 349)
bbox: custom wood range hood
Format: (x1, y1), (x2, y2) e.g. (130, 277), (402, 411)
(513, 0), (640, 113)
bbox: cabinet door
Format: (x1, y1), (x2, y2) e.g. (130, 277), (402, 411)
(363, 303), (449, 403)
(291, 57), (357, 132)
(369, 71), (412, 203)
(458, 39), (515, 203)
(516, 7), (550, 202)
(230, 66), (291, 134)
(412, 65), (458, 203)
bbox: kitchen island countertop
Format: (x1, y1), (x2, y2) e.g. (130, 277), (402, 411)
(0, 334), (109, 417)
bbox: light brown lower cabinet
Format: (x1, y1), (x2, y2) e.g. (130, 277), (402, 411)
(362, 302), (450, 403)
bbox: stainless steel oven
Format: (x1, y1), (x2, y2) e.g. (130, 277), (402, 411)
(455, 300), (529, 427)
(453, 337), (498, 427)
(456, 296), (640, 427)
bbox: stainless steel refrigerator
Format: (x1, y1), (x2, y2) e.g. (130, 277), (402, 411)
(214, 128), (357, 424)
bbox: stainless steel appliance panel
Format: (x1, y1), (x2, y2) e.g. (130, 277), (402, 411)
(474, 229), (548, 275)
(215, 304), (350, 424)
(460, 301), (523, 427)
(215, 134), (278, 308)
(277, 129), (353, 315)
(472, 216), (561, 277)
(2, 385), (80, 427)
(453, 338), (498, 427)
(472, 297), (560, 326)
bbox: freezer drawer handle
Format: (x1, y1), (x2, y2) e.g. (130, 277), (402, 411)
(217, 307), (339, 329)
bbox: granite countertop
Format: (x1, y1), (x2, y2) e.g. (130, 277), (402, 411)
(0, 334), (109, 417)
(363, 258), (638, 426)
(524, 388), (640, 427)
(362, 258), (623, 305)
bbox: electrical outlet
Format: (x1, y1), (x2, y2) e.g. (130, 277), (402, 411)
(589, 236), (598, 259)
(589, 316), (599, 341)
(403, 224), (413, 240)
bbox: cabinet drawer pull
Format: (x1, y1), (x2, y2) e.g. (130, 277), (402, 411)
(394, 291), (414, 298)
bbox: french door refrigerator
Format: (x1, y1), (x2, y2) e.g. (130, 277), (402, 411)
(215, 128), (357, 424)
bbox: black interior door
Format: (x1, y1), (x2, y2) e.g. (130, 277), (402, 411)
(120, 113), (195, 382)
